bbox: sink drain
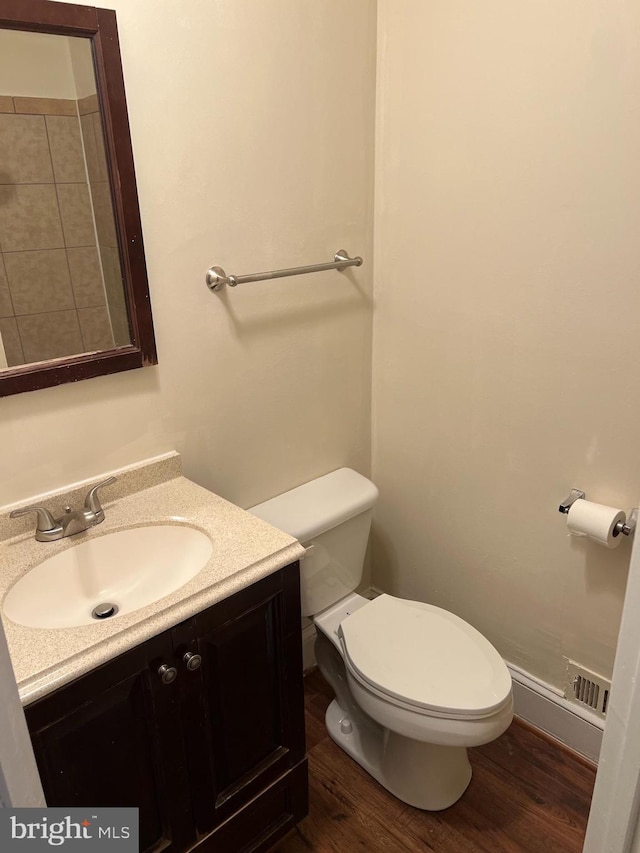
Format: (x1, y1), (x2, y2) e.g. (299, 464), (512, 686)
(91, 603), (119, 620)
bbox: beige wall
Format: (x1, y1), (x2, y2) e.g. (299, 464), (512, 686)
(0, 31), (76, 99)
(5, 0), (635, 696)
(372, 0), (640, 689)
(0, 0), (376, 511)
(69, 37), (97, 100)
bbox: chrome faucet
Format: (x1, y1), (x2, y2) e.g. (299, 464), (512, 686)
(10, 477), (117, 542)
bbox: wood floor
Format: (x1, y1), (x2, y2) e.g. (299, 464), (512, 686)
(273, 670), (597, 853)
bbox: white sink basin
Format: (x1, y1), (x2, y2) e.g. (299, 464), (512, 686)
(3, 525), (213, 629)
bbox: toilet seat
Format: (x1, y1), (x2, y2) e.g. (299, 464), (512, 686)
(338, 594), (512, 720)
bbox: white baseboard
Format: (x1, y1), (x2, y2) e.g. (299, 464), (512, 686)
(302, 588), (603, 763)
(507, 662), (602, 764)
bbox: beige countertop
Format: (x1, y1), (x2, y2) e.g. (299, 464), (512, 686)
(0, 453), (305, 706)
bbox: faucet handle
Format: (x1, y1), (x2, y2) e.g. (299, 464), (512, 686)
(9, 505), (60, 537)
(84, 476), (117, 520)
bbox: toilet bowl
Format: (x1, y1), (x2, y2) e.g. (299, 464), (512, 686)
(249, 468), (514, 810)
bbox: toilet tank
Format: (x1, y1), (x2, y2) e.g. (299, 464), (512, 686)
(248, 469), (379, 617)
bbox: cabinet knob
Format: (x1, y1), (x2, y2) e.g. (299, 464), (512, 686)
(158, 664), (178, 684)
(183, 652), (202, 671)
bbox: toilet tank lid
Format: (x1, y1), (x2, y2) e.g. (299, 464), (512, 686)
(247, 468), (379, 543)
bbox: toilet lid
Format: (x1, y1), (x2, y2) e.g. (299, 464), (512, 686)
(338, 594), (512, 718)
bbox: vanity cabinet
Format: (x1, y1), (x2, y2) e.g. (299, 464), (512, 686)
(25, 563), (308, 853)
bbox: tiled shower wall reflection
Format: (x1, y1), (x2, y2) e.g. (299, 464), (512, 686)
(78, 93), (129, 351)
(0, 94), (127, 368)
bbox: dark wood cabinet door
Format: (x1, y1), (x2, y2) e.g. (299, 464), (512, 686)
(175, 563), (306, 835)
(24, 563), (308, 853)
(194, 760), (309, 853)
(25, 631), (194, 853)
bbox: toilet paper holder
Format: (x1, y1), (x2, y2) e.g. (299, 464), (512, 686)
(558, 489), (638, 537)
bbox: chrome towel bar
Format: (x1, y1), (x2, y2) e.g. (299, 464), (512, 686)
(205, 249), (363, 292)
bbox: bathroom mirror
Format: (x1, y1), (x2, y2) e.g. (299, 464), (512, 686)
(0, 0), (156, 397)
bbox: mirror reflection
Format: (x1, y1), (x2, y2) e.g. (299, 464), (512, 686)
(0, 29), (130, 371)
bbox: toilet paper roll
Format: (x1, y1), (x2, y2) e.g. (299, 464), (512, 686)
(566, 500), (626, 548)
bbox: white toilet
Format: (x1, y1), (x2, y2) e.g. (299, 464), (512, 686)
(249, 468), (513, 811)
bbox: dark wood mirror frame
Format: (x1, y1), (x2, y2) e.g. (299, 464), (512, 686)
(0, 0), (157, 397)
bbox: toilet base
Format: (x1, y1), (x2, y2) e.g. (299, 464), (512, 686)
(325, 697), (472, 811)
